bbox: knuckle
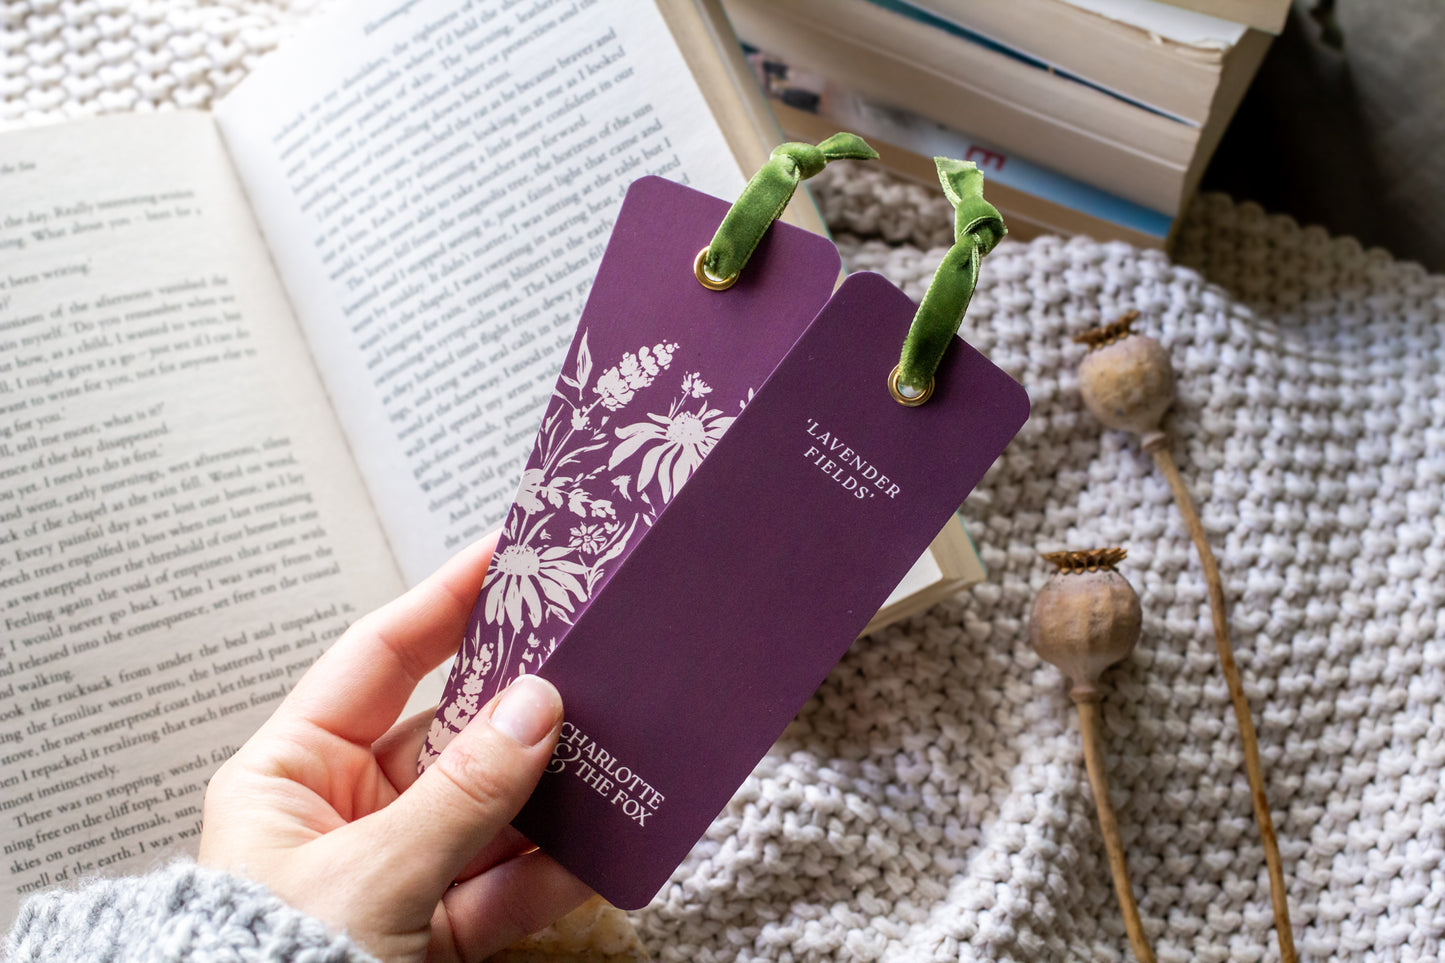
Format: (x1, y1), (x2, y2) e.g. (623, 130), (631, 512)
(433, 733), (517, 817)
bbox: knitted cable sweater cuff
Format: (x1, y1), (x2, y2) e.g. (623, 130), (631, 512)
(4, 860), (380, 962)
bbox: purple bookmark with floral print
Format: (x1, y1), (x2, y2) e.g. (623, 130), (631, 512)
(514, 270), (1028, 908)
(421, 176), (841, 768)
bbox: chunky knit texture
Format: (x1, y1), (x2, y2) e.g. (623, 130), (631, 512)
(6, 3), (1445, 961)
(5, 861), (375, 962)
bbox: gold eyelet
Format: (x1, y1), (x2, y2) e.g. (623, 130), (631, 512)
(888, 364), (934, 407)
(694, 247), (738, 291)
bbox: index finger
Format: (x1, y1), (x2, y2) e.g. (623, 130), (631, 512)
(276, 531), (497, 745)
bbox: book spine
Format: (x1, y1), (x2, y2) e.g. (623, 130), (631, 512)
(722, 0), (1196, 213)
(748, 51), (1172, 240)
(870, 0), (1197, 124)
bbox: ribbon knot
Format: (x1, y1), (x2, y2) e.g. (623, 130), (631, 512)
(771, 132), (874, 180)
(894, 158), (1006, 400)
(777, 142), (827, 180)
(701, 133), (878, 287)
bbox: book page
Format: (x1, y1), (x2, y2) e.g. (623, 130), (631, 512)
(214, 0), (748, 584)
(0, 113), (405, 923)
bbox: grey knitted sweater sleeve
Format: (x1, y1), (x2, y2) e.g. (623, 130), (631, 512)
(4, 861), (380, 962)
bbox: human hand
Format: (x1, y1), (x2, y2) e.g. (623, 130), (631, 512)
(198, 534), (591, 962)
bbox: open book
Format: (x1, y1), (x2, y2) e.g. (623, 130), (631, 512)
(0, 0), (982, 921)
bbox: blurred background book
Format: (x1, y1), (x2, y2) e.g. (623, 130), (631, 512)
(723, 0), (1291, 249)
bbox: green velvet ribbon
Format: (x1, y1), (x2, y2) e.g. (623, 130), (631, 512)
(896, 158), (1006, 396)
(701, 133), (878, 284)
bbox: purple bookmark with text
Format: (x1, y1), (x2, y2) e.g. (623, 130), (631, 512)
(519, 271), (1029, 908)
(421, 177), (841, 767)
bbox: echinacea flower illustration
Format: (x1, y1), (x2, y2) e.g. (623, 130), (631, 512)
(482, 539), (588, 632)
(609, 404), (734, 501)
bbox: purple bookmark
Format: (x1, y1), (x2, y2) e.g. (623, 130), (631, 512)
(422, 177), (841, 767)
(519, 271), (1030, 908)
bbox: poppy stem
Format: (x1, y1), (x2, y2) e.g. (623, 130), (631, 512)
(1145, 437), (1296, 963)
(1076, 695), (1156, 963)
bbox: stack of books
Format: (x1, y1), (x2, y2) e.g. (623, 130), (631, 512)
(722, 0), (1290, 248)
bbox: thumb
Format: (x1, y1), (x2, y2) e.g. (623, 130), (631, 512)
(366, 675), (564, 899)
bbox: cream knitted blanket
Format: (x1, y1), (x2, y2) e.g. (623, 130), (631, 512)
(6, 3), (1443, 960)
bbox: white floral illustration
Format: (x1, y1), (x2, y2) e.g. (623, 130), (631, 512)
(680, 372), (712, 398)
(481, 530), (589, 632)
(424, 330), (750, 769)
(569, 523), (612, 554)
(519, 631), (556, 669)
(608, 399), (734, 502)
(514, 468), (548, 513)
(593, 342), (677, 410)
(419, 625), (494, 767)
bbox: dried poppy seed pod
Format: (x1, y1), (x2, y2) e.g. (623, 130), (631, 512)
(1075, 311), (1176, 441)
(1030, 548), (1142, 702)
(1071, 313), (1297, 959)
(1034, 548), (1157, 963)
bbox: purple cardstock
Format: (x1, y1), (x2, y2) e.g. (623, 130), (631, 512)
(421, 177), (841, 767)
(517, 271), (1030, 908)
